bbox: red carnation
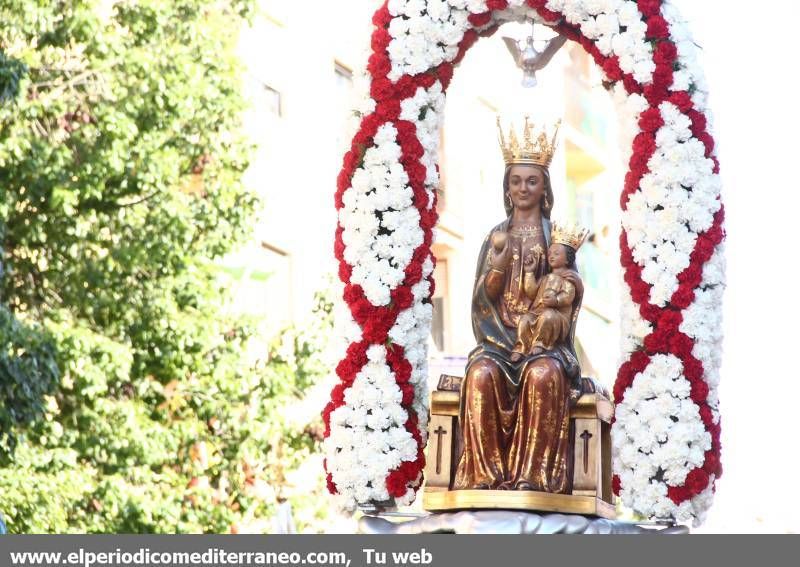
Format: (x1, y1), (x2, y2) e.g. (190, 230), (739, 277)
(372, 6), (392, 28)
(362, 312), (395, 344)
(331, 383), (347, 405)
(630, 350), (651, 370)
(602, 56), (624, 82)
(405, 261), (423, 282)
(414, 72), (436, 90)
(321, 401), (335, 434)
(670, 286), (695, 309)
(654, 41), (678, 65)
(638, 107), (664, 133)
(667, 485), (690, 504)
(394, 360), (413, 384)
(685, 468), (709, 494)
(637, 0), (662, 18)
(338, 262), (352, 283)
(694, 236), (716, 262)
(658, 310), (683, 332)
(396, 75), (418, 99)
(644, 330), (669, 353)
(682, 357), (703, 381)
(401, 137), (425, 161)
(677, 263), (702, 285)
(668, 333), (693, 358)
(486, 0), (508, 9)
(652, 65), (674, 90)
(385, 470), (408, 497)
(643, 84), (668, 107)
(326, 472), (338, 494)
(698, 404), (713, 427)
(457, 30), (479, 61)
(371, 28), (392, 53)
(697, 131), (715, 157)
(376, 100), (401, 122)
(687, 109), (707, 136)
(539, 7), (561, 22)
(622, 73), (643, 95)
(646, 16), (670, 40)
(333, 227), (345, 257)
(370, 77), (394, 102)
(632, 132), (656, 160)
(437, 62), (454, 88)
(629, 280), (651, 304)
(704, 451), (722, 477)
(391, 286), (414, 310)
(368, 52), (392, 79)
(468, 11), (493, 27)
(612, 475), (622, 496)
(639, 303), (660, 323)
(407, 162), (427, 188)
(668, 91), (694, 112)
(690, 379), (709, 403)
(361, 113), (382, 137)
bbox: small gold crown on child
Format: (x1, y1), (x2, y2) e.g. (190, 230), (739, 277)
(551, 222), (589, 250)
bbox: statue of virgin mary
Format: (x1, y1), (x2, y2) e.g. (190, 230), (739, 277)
(453, 118), (583, 493)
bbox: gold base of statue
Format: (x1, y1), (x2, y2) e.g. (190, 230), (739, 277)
(422, 488), (616, 520)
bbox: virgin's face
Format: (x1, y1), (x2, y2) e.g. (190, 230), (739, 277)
(507, 164), (546, 212)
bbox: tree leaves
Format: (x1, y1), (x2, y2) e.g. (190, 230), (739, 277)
(0, 0), (332, 533)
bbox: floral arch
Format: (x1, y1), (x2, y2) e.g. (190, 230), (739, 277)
(323, 0), (725, 526)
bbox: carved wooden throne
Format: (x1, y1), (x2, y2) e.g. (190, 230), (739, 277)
(422, 375), (616, 519)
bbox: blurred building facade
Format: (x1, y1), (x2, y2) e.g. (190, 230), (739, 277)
(232, 1), (623, 386)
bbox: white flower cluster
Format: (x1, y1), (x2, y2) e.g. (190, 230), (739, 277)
(385, 0), (475, 80)
(325, 345), (419, 511)
(622, 102), (721, 306)
(612, 354), (712, 524)
(340, 123), (425, 306)
(548, 0), (655, 82)
(661, 2), (709, 105)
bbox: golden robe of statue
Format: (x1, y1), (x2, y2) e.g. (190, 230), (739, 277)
(453, 163), (583, 494)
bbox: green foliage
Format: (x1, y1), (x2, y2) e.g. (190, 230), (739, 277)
(0, 307), (60, 458)
(0, 0), (331, 533)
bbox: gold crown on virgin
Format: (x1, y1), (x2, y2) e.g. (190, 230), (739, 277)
(497, 115), (561, 168)
(551, 222), (589, 251)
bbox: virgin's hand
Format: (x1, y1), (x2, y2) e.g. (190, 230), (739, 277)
(489, 237), (511, 270)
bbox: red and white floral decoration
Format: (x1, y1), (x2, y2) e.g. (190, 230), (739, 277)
(323, 0), (724, 526)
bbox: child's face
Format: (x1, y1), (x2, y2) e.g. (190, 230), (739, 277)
(548, 243), (569, 269)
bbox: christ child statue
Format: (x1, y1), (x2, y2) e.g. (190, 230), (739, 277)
(511, 224), (587, 362)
